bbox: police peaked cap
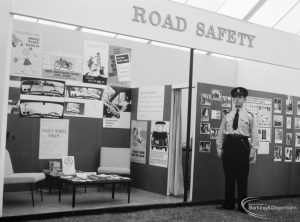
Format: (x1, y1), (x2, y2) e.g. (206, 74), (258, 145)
(231, 87), (248, 97)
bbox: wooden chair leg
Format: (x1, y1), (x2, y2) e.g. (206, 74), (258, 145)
(30, 183), (35, 207)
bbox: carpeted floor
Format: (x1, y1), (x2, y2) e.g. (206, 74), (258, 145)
(23, 197), (300, 222)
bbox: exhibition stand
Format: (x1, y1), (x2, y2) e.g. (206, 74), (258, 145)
(1, 0), (300, 219)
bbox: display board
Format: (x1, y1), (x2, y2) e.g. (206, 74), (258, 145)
(192, 82), (300, 202)
(130, 86), (172, 195)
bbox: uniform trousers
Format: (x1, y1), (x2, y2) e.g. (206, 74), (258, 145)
(222, 134), (250, 210)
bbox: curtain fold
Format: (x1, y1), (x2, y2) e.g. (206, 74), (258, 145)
(167, 89), (184, 196)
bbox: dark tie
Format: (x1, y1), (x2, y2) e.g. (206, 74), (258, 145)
(232, 109), (239, 130)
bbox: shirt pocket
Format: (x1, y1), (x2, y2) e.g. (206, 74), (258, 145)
(240, 117), (250, 133)
(225, 116), (234, 131)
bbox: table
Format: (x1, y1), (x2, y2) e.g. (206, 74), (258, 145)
(57, 175), (131, 207)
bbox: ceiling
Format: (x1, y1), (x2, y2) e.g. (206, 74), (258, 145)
(170, 0), (300, 35)
(12, 0), (300, 54)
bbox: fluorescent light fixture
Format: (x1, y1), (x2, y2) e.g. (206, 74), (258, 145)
(13, 15), (38, 23)
(210, 53), (238, 60)
(217, 0), (260, 19)
(194, 49), (207, 55)
(150, 41), (190, 51)
(169, 0), (188, 4)
(116, 35), (149, 43)
(186, 0), (226, 12)
(37, 19), (77, 30)
(249, 0), (299, 27)
(81, 28), (116, 37)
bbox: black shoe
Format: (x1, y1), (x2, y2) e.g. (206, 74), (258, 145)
(216, 205), (234, 210)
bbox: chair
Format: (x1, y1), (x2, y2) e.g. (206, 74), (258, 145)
(4, 149), (46, 207)
(97, 147), (131, 176)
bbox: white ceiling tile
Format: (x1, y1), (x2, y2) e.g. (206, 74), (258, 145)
(249, 0), (299, 27)
(186, 0), (226, 12)
(217, 0), (260, 19)
(273, 1), (300, 33)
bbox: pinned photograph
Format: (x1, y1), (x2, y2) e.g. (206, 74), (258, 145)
(201, 107), (210, 121)
(273, 115), (283, 127)
(274, 98), (282, 113)
(296, 148), (300, 162)
(285, 147), (292, 162)
(275, 128), (283, 143)
(211, 110), (221, 119)
(200, 93), (211, 106)
(286, 117), (292, 129)
(210, 128), (219, 139)
(211, 89), (222, 100)
(295, 117), (300, 129)
(199, 141), (211, 152)
(222, 108), (231, 118)
(221, 96), (231, 108)
(200, 123), (210, 134)
(286, 133), (292, 146)
(274, 146), (282, 162)
(295, 132), (300, 147)
(286, 95), (293, 115)
(297, 101), (300, 115)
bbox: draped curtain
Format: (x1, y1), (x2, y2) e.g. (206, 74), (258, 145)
(167, 89), (184, 196)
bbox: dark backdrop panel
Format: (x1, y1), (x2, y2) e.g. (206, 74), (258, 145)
(192, 82), (300, 202)
(130, 86), (171, 195)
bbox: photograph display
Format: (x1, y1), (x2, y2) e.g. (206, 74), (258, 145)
(286, 132), (292, 145)
(211, 89), (222, 100)
(273, 115), (283, 127)
(295, 117), (300, 129)
(199, 141), (211, 152)
(200, 93), (211, 106)
(297, 101), (300, 115)
(201, 107), (210, 121)
(286, 95), (293, 115)
(286, 117), (292, 129)
(275, 128), (283, 144)
(285, 147), (292, 162)
(200, 123), (210, 134)
(221, 96), (231, 108)
(211, 110), (221, 119)
(296, 148), (300, 162)
(210, 128), (219, 139)
(295, 132), (300, 147)
(274, 98), (282, 113)
(274, 146), (282, 162)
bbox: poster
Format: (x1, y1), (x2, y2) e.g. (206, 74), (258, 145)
(103, 86), (131, 128)
(297, 101), (300, 115)
(130, 120), (147, 164)
(295, 117), (300, 129)
(287, 117), (292, 129)
(200, 107), (210, 121)
(107, 46), (131, 87)
(64, 81), (105, 118)
(286, 132), (293, 145)
(137, 86), (164, 121)
(200, 123), (210, 134)
(211, 89), (222, 100)
(211, 110), (221, 119)
(273, 115), (283, 127)
(221, 96), (231, 108)
(285, 147), (292, 162)
(42, 49), (83, 81)
(39, 119), (69, 159)
(11, 29), (42, 77)
(83, 41), (109, 85)
(274, 146), (282, 162)
(62, 156), (75, 175)
(149, 121), (169, 168)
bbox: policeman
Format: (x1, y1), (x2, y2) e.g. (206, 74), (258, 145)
(216, 87), (258, 213)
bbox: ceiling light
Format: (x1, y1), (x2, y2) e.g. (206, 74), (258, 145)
(81, 28), (116, 37)
(13, 15), (38, 23)
(116, 35), (149, 43)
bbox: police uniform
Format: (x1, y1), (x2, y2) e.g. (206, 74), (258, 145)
(216, 87), (259, 212)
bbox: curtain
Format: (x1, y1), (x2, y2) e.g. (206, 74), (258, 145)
(167, 89), (184, 196)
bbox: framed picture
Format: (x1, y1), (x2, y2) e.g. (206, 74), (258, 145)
(200, 93), (211, 106)
(273, 98), (282, 113)
(201, 107), (210, 121)
(211, 89), (222, 100)
(200, 123), (210, 134)
(274, 146), (282, 162)
(199, 141), (211, 152)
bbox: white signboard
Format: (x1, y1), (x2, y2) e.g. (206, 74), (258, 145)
(39, 119), (69, 159)
(137, 86), (165, 121)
